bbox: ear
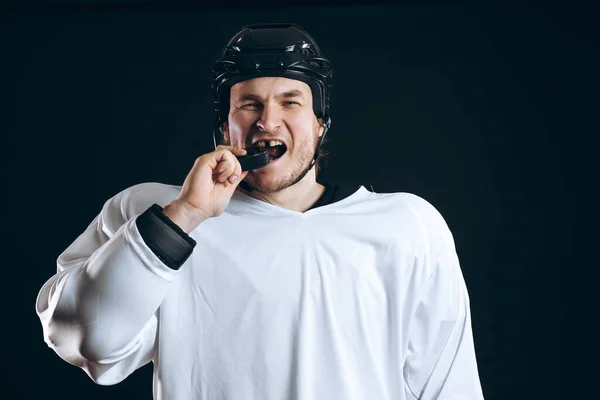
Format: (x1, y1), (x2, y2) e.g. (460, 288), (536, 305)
(221, 122), (230, 143)
(317, 117), (325, 137)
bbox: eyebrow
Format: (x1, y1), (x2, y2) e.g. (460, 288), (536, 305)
(237, 89), (306, 102)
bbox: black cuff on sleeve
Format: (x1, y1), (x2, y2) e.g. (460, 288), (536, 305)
(135, 204), (197, 270)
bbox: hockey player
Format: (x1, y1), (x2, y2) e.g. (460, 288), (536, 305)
(36, 23), (485, 399)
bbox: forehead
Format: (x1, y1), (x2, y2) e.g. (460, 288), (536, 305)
(230, 77), (311, 98)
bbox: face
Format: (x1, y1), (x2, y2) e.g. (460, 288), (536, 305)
(222, 77), (324, 193)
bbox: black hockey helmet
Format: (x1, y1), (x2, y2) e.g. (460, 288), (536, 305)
(212, 23), (333, 169)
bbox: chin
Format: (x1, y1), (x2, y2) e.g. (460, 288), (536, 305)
(243, 150), (315, 193)
(244, 163), (293, 193)
(245, 173), (287, 193)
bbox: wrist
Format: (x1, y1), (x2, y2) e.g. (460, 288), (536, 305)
(162, 201), (208, 234)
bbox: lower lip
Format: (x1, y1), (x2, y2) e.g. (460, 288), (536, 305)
(270, 152), (286, 164)
(256, 151), (286, 170)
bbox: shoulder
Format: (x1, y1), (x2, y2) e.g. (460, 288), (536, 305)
(394, 193), (451, 234)
(367, 190), (446, 222)
(370, 191), (456, 254)
(373, 192), (460, 286)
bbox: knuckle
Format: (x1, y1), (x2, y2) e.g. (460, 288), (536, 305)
(215, 146), (226, 153)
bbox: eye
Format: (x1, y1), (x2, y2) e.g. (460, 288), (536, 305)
(284, 101), (300, 106)
(241, 103), (261, 109)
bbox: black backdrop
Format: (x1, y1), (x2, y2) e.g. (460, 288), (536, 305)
(0, 1), (594, 399)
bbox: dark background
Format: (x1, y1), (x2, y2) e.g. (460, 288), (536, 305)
(0, 0), (595, 399)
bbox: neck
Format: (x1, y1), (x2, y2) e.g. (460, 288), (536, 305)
(237, 170), (326, 212)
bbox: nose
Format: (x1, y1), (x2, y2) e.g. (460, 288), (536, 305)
(256, 102), (282, 132)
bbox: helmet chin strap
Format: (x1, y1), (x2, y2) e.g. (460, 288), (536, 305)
(288, 124), (328, 187)
(213, 125), (222, 150)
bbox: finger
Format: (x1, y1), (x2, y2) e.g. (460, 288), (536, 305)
(230, 147), (248, 156)
(221, 148), (244, 172)
(213, 148), (244, 170)
(217, 169), (232, 183)
(228, 170), (248, 185)
(227, 149), (246, 183)
(228, 154), (244, 183)
(215, 145), (247, 156)
(212, 159), (230, 180)
(215, 160), (229, 173)
(217, 160), (236, 183)
(212, 149), (244, 183)
(227, 155), (250, 184)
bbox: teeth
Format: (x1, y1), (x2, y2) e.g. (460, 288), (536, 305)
(254, 140), (283, 148)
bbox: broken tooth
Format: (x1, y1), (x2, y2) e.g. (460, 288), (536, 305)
(254, 140), (283, 148)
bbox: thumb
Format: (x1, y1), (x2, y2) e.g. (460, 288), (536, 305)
(235, 171), (249, 186)
(225, 170), (248, 190)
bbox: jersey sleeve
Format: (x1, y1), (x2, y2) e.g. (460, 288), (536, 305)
(35, 183), (186, 385)
(401, 194), (485, 400)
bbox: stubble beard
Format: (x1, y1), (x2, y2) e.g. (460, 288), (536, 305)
(222, 133), (318, 194)
(243, 134), (318, 194)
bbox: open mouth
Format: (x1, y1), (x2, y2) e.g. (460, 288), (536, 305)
(252, 140), (287, 161)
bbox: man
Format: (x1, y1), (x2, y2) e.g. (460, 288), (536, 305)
(36, 24), (485, 399)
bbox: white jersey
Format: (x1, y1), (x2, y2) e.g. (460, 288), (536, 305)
(36, 182), (485, 399)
